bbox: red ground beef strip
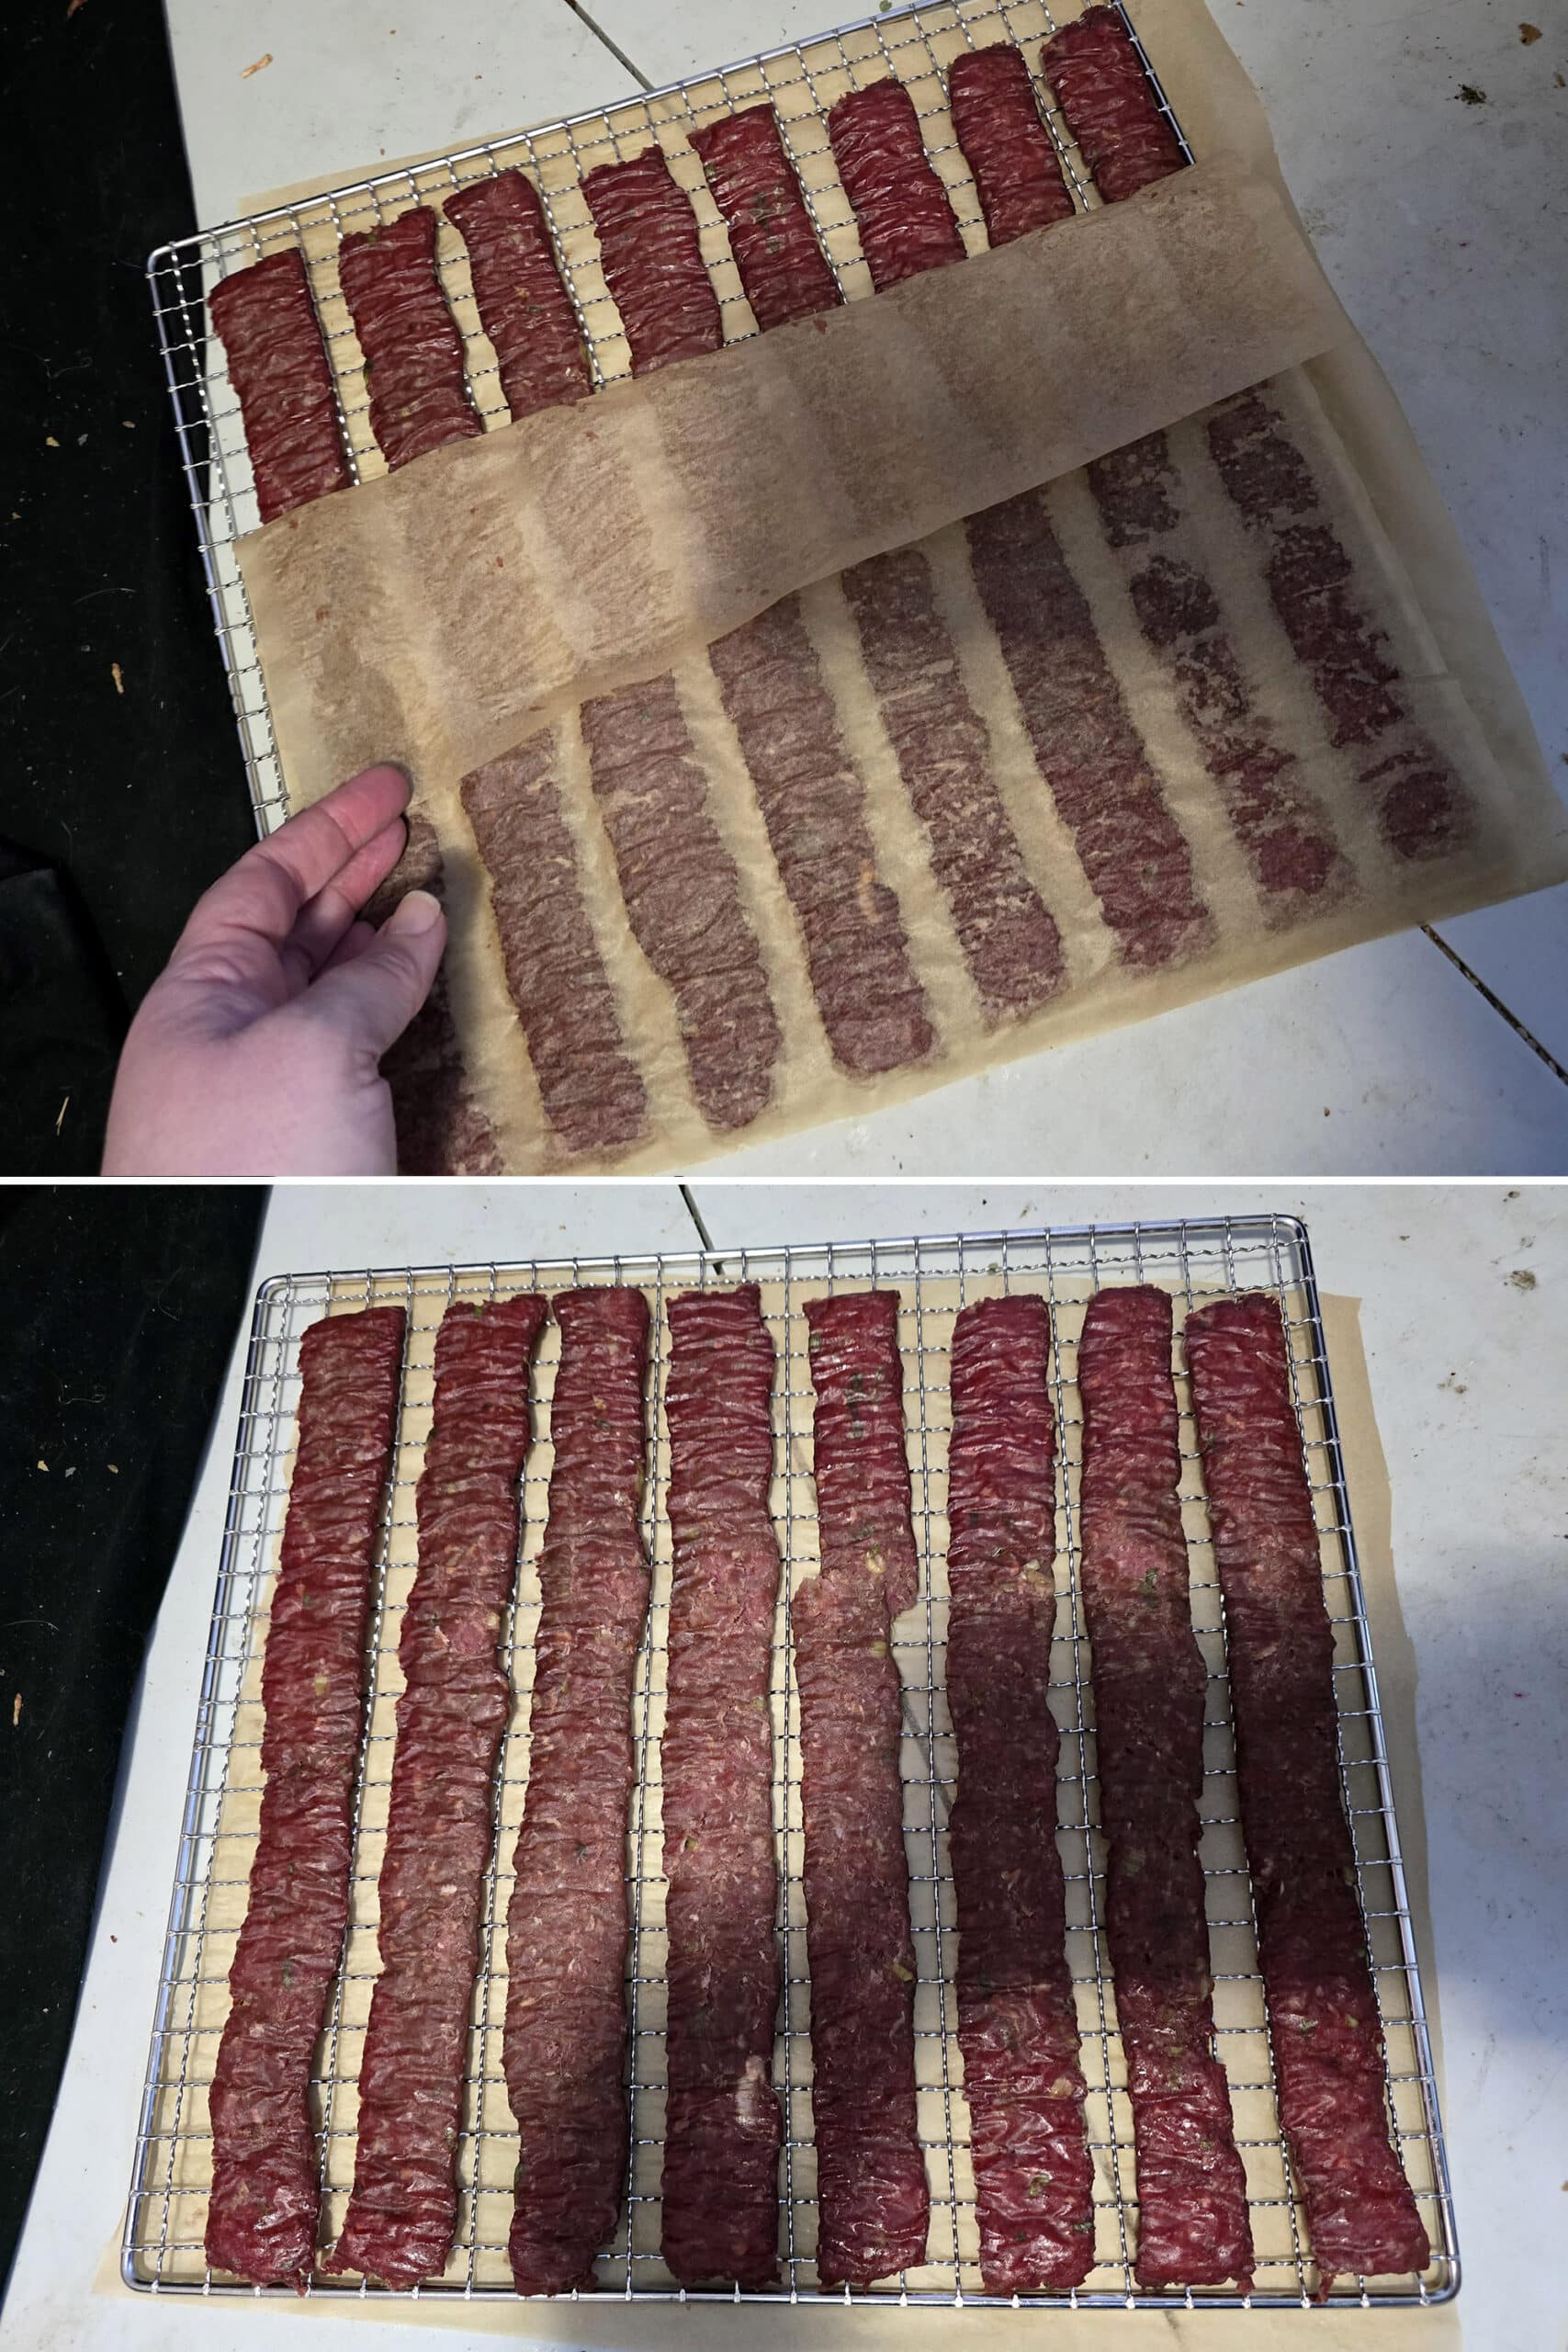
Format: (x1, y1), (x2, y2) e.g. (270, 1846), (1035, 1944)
(944, 1295), (1092, 2295)
(504, 1287), (652, 2293)
(1086, 434), (1352, 921)
(582, 146), (724, 374)
(948, 44), (1075, 246)
(336, 205), (482, 469)
(690, 105), (840, 330)
(840, 544), (1066, 1022)
(205, 1306), (405, 2290)
(444, 169), (590, 420)
(708, 598), (935, 1076)
(209, 248), (352, 523)
(580, 675), (783, 1132)
(462, 733), (649, 1158)
(799, 1293), (929, 2287)
(1204, 390), (1472, 861)
(965, 489), (1213, 969)
(827, 80), (965, 291)
(1041, 8), (1186, 204)
(327, 1295), (547, 2288)
(363, 816), (504, 1175)
(1077, 1286), (1253, 2290)
(660, 1285), (784, 2287)
(1184, 1294), (1430, 2290)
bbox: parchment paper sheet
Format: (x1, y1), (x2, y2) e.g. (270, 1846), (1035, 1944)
(231, 0), (1566, 1177)
(103, 1286), (1459, 2347)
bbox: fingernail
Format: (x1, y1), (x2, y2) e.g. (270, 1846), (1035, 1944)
(385, 888), (443, 935)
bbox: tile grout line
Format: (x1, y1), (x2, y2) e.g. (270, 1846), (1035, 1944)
(558, 0), (655, 90)
(1421, 925), (1568, 1090)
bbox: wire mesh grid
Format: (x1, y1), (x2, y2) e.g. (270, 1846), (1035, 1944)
(123, 1213), (1456, 2310)
(143, 0), (1190, 838)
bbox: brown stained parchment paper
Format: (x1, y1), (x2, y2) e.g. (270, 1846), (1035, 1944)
(232, 0), (1566, 1177)
(100, 1287), (1459, 2348)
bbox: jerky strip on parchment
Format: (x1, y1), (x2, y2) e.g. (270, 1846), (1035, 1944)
(709, 598), (935, 1078)
(445, 170), (592, 420)
(327, 1294), (547, 2287)
(798, 1293), (928, 2288)
(337, 206), (482, 469)
(827, 80), (965, 291)
(1077, 1285), (1253, 2290)
(206, 1305), (405, 2290)
(945, 1295), (1092, 2295)
(660, 1284), (784, 2287)
(209, 249), (352, 522)
(582, 146), (724, 374)
(948, 44), (1075, 246)
(462, 733), (649, 1159)
(1041, 8), (1187, 205)
(580, 675), (783, 1133)
(690, 105), (840, 331)
(504, 1286), (652, 2293)
(1184, 1294), (1429, 2290)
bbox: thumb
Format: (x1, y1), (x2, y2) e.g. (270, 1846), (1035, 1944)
(302, 889), (446, 1059)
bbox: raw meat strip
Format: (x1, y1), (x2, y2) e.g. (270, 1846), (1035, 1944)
(948, 44), (1074, 245)
(209, 248), (352, 522)
(1184, 1294), (1429, 2290)
(827, 80), (965, 290)
(1077, 1285), (1253, 2290)
(660, 1285), (784, 2287)
(504, 1287), (652, 2292)
(205, 1305), (405, 2290)
(1041, 8), (1186, 204)
(336, 205), (482, 469)
(944, 1295), (1092, 2294)
(582, 145), (724, 374)
(327, 1294), (547, 2286)
(445, 170), (591, 419)
(689, 105), (840, 330)
(798, 1293), (928, 2287)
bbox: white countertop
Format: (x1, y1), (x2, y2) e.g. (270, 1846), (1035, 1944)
(6, 1180), (1566, 2349)
(153, 0), (1568, 1177)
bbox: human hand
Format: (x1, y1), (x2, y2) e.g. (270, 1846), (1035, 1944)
(102, 766), (446, 1175)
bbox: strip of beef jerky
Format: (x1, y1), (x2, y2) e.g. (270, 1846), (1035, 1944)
(827, 81), (965, 290)
(965, 489), (1213, 969)
(504, 1286), (652, 2293)
(1184, 1295), (1429, 2290)
(798, 1293), (928, 2288)
(1077, 1286), (1253, 2290)
(209, 249), (352, 522)
(1086, 435), (1352, 922)
(336, 205), (482, 469)
(445, 170), (592, 419)
(206, 1305), (405, 2290)
(462, 734), (649, 1158)
(840, 544), (1066, 1022)
(708, 598), (935, 1076)
(660, 1285), (784, 2287)
(580, 676), (782, 1132)
(327, 1294), (547, 2287)
(1204, 390), (1472, 861)
(948, 44), (1075, 246)
(361, 814), (503, 1175)
(1041, 8), (1187, 205)
(582, 146), (724, 374)
(690, 105), (840, 330)
(944, 1295), (1092, 2295)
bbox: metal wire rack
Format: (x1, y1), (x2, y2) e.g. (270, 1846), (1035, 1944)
(123, 1213), (1456, 2310)
(143, 0), (1190, 838)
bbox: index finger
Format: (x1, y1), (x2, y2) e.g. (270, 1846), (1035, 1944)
(178, 766), (412, 957)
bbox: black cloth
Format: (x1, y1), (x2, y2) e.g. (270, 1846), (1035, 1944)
(0, 2), (253, 1176)
(0, 1185), (265, 2294)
